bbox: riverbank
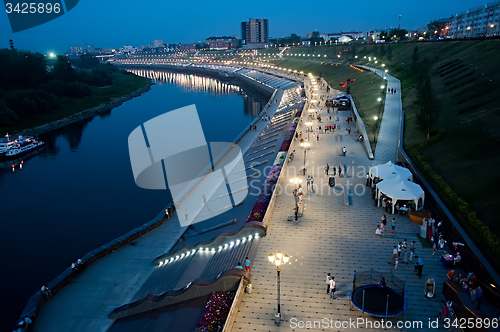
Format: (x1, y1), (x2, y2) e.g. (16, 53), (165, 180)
(19, 79), (153, 136)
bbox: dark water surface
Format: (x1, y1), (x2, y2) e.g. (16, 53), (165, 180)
(0, 70), (268, 329)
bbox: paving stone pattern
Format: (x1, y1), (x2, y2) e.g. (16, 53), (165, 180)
(232, 76), (448, 332)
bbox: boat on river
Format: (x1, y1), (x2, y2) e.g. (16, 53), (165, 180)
(0, 135), (44, 159)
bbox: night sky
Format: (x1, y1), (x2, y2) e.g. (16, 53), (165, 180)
(0, 0), (492, 54)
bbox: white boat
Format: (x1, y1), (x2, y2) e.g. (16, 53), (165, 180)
(2, 135), (45, 158)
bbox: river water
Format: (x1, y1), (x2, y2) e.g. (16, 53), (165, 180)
(0, 70), (269, 329)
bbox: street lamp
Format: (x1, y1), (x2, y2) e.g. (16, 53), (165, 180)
(268, 251), (290, 325)
(373, 116), (379, 143)
(305, 121), (313, 140)
(300, 142), (310, 175)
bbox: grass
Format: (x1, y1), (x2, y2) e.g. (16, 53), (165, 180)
(0, 71), (148, 134)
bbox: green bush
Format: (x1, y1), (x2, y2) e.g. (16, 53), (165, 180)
(412, 133), (500, 261)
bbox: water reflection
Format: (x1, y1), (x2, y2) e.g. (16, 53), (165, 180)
(127, 70), (241, 95)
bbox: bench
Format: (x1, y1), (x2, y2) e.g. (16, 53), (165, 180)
(343, 188), (350, 206)
(337, 134), (342, 141)
(337, 146), (342, 156)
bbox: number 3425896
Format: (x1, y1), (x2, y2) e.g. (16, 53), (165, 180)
(5, 3), (61, 14)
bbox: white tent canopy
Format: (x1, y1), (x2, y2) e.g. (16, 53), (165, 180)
(376, 177), (425, 214)
(369, 161), (413, 182)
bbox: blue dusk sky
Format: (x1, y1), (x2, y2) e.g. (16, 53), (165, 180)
(0, 0), (492, 54)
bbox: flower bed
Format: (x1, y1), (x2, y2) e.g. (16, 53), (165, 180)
(196, 291), (235, 332)
(246, 102), (304, 223)
(279, 139), (291, 152)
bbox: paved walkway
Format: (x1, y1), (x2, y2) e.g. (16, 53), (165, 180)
(33, 88), (294, 332)
(358, 66), (402, 163)
(232, 75), (447, 331)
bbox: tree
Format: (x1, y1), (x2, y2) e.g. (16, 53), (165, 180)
(426, 20), (448, 39)
(389, 28), (408, 41)
(51, 55), (76, 82)
(309, 31), (325, 44)
(79, 54), (99, 69)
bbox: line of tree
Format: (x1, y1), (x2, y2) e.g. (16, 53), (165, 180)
(0, 49), (117, 127)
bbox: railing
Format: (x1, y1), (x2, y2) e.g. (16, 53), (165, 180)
(349, 95), (374, 159)
(222, 277), (246, 332)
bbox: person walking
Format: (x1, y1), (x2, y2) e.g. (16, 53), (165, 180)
(338, 165), (342, 177)
(325, 163), (330, 175)
(476, 286), (483, 309)
(326, 273), (332, 294)
(310, 177), (314, 190)
(388, 245), (398, 264)
(329, 276), (336, 299)
(306, 176), (311, 190)
(348, 127), (351, 135)
(366, 173), (370, 186)
(342, 147), (346, 156)
(391, 218), (396, 234)
(416, 256), (424, 277)
(333, 165), (336, 176)
(244, 257), (251, 271)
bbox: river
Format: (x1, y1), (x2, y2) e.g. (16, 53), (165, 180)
(0, 70), (269, 330)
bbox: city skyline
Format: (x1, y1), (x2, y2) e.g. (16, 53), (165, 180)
(0, 0), (493, 53)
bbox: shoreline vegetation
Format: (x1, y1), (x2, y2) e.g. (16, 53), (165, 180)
(0, 49), (151, 136)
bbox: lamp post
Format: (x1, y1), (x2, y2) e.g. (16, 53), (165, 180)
(300, 142), (310, 175)
(289, 177), (302, 220)
(305, 121), (313, 140)
(268, 251), (290, 325)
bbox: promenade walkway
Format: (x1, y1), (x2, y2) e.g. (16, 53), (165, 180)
(232, 75), (448, 331)
(33, 88), (299, 331)
(358, 66), (402, 163)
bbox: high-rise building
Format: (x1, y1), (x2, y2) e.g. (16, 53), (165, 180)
(448, 0), (500, 38)
(241, 18), (269, 45)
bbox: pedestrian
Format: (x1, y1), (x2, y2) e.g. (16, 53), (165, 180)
(348, 127), (351, 135)
(333, 165), (336, 176)
(394, 258), (399, 270)
(244, 257), (251, 271)
(317, 133), (319, 141)
(388, 245), (398, 264)
(325, 163), (330, 175)
(410, 248), (415, 262)
(375, 225), (382, 236)
(342, 147), (346, 156)
(397, 242), (403, 258)
(185, 208), (189, 221)
(432, 242), (437, 255)
(476, 286), (483, 309)
(403, 248), (409, 264)
(326, 273), (331, 294)
(306, 176), (311, 190)
(391, 218), (396, 234)
(416, 256), (424, 277)
(366, 173), (370, 186)
(329, 276), (336, 299)
(310, 177), (314, 190)
(338, 165), (342, 177)
(41, 285), (52, 299)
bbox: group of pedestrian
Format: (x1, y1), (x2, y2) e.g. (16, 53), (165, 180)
(387, 88), (397, 94)
(235, 257), (252, 271)
(386, 237), (419, 274)
(346, 115), (354, 123)
(306, 175), (315, 191)
(324, 163), (343, 177)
